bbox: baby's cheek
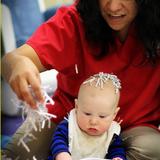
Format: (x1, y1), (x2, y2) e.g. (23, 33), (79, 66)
(100, 124), (110, 133)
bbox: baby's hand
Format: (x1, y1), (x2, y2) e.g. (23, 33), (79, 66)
(56, 152), (72, 160)
(112, 157), (123, 160)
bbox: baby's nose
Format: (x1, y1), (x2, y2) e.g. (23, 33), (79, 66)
(89, 117), (98, 125)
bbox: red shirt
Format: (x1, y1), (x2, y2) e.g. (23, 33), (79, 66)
(26, 5), (160, 131)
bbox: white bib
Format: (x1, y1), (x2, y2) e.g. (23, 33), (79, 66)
(68, 109), (121, 160)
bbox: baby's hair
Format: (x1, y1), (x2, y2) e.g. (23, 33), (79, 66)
(83, 72), (121, 93)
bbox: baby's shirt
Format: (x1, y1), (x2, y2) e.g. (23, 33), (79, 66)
(48, 109), (126, 160)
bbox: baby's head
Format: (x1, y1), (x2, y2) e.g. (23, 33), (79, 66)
(75, 72), (121, 136)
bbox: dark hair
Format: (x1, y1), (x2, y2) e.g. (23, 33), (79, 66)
(76, 0), (160, 63)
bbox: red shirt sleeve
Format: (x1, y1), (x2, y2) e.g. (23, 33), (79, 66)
(26, 5), (84, 73)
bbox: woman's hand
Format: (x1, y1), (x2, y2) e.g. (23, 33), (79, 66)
(9, 55), (43, 108)
(2, 44), (46, 108)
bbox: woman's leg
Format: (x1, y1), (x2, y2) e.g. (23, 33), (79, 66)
(121, 126), (160, 160)
(2, 117), (56, 160)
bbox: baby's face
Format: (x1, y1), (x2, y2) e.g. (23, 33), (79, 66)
(75, 81), (119, 136)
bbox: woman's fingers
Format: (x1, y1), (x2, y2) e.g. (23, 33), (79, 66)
(10, 76), (37, 108)
(10, 78), (23, 101)
(19, 79), (37, 108)
(9, 70), (43, 108)
(28, 73), (44, 104)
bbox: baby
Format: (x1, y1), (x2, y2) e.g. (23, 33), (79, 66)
(48, 72), (126, 160)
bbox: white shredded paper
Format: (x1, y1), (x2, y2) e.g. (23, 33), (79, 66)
(15, 87), (57, 153)
(83, 72), (121, 93)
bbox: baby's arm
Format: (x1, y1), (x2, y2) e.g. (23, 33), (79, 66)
(50, 119), (70, 160)
(107, 134), (126, 160)
(55, 152), (72, 160)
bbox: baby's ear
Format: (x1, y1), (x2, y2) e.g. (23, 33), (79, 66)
(74, 99), (78, 109)
(113, 107), (120, 119)
(115, 107), (120, 114)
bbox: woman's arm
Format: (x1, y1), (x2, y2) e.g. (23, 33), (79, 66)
(1, 44), (46, 108)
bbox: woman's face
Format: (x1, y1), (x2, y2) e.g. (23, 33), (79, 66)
(99, 0), (138, 39)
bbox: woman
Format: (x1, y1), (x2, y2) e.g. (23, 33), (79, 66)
(2, 0), (160, 159)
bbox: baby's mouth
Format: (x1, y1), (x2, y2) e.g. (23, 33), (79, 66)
(88, 128), (98, 133)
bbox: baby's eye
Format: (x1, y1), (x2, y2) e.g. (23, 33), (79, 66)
(84, 112), (91, 116)
(99, 115), (106, 119)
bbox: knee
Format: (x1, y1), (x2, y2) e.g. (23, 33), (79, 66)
(121, 126), (160, 160)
